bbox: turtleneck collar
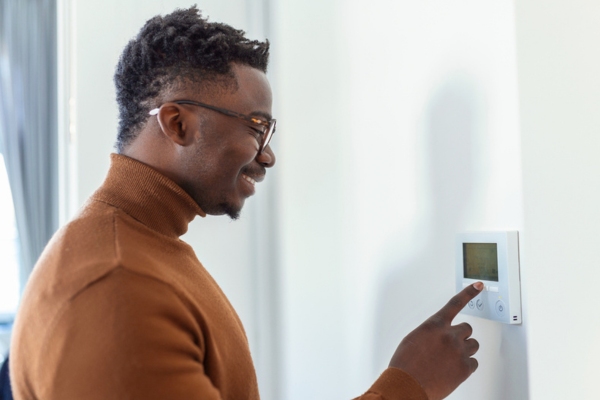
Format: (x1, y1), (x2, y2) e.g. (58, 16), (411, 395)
(91, 154), (206, 238)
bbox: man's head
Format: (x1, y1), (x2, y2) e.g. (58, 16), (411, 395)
(114, 6), (270, 151)
(114, 6), (276, 219)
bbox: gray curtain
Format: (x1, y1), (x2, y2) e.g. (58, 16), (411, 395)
(0, 0), (58, 293)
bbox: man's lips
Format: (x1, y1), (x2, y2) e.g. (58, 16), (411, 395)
(241, 173), (264, 185)
(241, 166), (266, 184)
(241, 174), (256, 185)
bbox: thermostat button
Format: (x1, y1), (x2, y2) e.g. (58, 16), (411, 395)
(495, 300), (506, 316)
(468, 300), (475, 309)
(489, 286), (499, 293)
(476, 299), (484, 310)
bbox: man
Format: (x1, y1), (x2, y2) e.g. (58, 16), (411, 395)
(10, 6), (482, 400)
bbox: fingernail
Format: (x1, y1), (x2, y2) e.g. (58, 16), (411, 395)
(474, 282), (484, 291)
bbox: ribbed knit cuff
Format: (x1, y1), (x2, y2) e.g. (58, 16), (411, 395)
(358, 367), (428, 400)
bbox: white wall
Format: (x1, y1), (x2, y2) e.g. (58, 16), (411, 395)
(515, 1), (600, 399)
(274, 0), (527, 399)
(273, 0), (350, 397)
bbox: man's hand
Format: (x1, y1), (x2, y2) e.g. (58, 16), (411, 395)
(388, 282), (484, 400)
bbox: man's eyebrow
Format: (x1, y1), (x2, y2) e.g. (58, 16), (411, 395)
(249, 111), (273, 121)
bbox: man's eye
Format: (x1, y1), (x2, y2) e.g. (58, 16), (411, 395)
(249, 126), (264, 138)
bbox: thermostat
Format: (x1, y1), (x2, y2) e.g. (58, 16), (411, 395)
(456, 231), (522, 324)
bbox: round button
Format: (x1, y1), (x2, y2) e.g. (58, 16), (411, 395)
(495, 300), (506, 317)
(476, 299), (484, 310)
(468, 300), (475, 309)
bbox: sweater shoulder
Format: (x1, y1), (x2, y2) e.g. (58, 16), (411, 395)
(30, 199), (122, 295)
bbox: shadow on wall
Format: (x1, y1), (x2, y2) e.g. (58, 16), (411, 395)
(371, 74), (529, 399)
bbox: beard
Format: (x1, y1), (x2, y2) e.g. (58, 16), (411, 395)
(186, 182), (244, 220)
(221, 202), (241, 220)
(207, 196), (244, 220)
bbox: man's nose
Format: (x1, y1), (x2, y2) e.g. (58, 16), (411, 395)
(256, 144), (276, 168)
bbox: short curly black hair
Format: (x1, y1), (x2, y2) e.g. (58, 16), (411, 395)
(114, 5), (270, 152)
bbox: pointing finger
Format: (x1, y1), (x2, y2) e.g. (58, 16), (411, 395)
(436, 282), (484, 323)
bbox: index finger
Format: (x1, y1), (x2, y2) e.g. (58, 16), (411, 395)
(436, 282), (484, 322)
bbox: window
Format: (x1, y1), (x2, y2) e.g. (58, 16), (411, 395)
(0, 153), (20, 320)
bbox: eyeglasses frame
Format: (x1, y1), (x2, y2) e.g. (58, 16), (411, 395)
(149, 99), (276, 154)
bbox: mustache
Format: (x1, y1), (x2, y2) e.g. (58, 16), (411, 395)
(242, 165), (266, 177)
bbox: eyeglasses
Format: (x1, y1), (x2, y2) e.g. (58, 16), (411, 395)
(149, 100), (276, 154)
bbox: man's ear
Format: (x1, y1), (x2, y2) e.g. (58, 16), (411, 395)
(155, 103), (197, 146)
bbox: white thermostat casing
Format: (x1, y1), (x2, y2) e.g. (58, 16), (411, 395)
(456, 231), (522, 324)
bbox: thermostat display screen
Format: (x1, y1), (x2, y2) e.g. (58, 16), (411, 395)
(463, 243), (499, 282)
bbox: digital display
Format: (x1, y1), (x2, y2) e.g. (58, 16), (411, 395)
(463, 243), (499, 282)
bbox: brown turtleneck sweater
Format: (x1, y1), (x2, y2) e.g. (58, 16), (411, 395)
(10, 154), (427, 400)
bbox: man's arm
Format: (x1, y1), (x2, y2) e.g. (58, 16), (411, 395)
(356, 282), (483, 400)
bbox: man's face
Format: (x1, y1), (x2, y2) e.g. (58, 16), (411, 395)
(177, 64), (276, 219)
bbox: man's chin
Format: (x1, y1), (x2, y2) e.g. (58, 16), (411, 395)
(226, 209), (241, 220)
(202, 199), (244, 220)
(220, 202), (243, 221)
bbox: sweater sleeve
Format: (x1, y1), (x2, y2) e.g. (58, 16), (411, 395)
(354, 368), (429, 400)
(36, 267), (222, 400)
